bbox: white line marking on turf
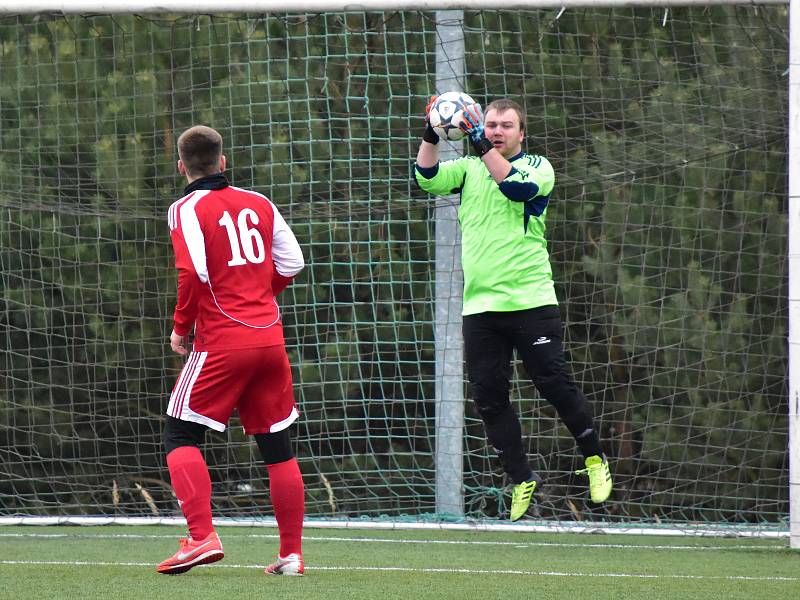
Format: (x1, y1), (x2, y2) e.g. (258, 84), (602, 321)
(0, 532), (783, 551)
(0, 560), (798, 582)
(2, 517), (787, 538)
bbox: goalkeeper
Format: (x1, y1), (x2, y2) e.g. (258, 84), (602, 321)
(414, 98), (613, 520)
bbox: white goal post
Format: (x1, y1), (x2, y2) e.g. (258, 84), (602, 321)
(787, 0), (800, 554)
(0, 0), (796, 549)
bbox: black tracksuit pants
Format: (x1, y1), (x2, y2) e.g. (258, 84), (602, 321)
(463, 305), (601, 484)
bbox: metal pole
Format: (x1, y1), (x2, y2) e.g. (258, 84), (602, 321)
(434, 9), (465, 517)
(789, 0), (800, 551)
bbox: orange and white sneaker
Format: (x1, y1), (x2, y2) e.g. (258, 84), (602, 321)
(264, 553), (304, 576)
(156, 531), (224, 575)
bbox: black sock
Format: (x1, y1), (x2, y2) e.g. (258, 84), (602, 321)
(575, 428), (603, 459)
(482, 405), (533, 484)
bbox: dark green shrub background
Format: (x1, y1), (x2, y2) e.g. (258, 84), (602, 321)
(0, 8), (788, 526)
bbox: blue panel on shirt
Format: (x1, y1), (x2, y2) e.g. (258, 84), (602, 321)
(498, 166), (540, 202)
(496, 166), (549, 232)
(523, 196), (550, 232)
(414, 163), (439, 179)
(498, 179), (540, 202)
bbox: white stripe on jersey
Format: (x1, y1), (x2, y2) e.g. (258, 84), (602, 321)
(270, 207), (305, 276)
(168, 200), (177, 231)
(178, 190), (212, 283)
(167, 191), (195, 231)
(207, 285), (281, 329)
(229, 186), (304, 277)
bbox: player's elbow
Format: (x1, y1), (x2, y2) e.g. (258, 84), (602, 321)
(276, 254), (305, 278)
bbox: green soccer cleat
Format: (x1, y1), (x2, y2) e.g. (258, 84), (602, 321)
(509, 474), (542, 522)
(576, 455), (613, 503)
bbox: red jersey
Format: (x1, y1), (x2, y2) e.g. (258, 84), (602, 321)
(168, 174), (304, 351)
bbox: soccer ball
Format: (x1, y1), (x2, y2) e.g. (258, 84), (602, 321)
(428, 91), (477, 141)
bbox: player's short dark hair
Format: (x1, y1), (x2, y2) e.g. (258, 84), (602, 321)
(485, 99), (526, 134)
(177, 125), (223, 177)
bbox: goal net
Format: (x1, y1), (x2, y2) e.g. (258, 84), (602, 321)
(0, 5), (789, 531)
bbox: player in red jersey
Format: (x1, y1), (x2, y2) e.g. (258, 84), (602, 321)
(157, 126), (305, 576)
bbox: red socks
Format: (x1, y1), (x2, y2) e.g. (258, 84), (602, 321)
(167, 447), (303, 555)
(267, 458), (305, 556)
(166, 446), (213, 541)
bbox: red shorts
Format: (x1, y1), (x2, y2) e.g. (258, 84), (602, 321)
(166, 346), (298, 434)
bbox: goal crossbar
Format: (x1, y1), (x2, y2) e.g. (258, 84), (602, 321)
(0, 0), (789, 15)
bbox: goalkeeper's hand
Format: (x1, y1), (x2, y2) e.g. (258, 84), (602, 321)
(459, 103), (494, 157)
(422, 95), (439, 144)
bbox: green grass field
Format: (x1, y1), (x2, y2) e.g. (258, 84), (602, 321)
(1, 525), (798, 599)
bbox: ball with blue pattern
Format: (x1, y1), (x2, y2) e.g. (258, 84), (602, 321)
(428, 91), (477, 141)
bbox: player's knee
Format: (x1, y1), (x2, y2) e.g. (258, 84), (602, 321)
(254, 429), (294, 465)
(534, 371), (578, 408)
(471, 376), (512, 420)
(534, 372), (594, 432)
(163, 416), (206, 454)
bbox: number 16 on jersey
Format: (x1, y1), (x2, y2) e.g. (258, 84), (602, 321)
(218, 209), (266, 266)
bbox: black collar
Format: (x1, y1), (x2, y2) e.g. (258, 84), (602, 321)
(508, 151), (525, 162)
(183, 172), (229, 195)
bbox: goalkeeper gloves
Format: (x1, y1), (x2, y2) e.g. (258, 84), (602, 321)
(458, 104), (494, 157)
(423, 95), (439, 144)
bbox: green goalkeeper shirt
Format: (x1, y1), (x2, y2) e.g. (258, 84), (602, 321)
(415, 151), (557, 316)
